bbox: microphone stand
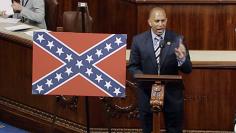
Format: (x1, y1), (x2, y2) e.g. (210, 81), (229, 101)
(78, 2), (90, 133)
(158, 39), (165, 75)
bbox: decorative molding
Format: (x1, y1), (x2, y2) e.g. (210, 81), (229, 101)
(0, 96), (86, 132)
(56, 96), (79, 111)
(0, 96), (233, 133)
(100, 97), (139, 119)
(90, 128), (142, 133)
(90, 128), (233, 133)
(55, 117), (87, 132)
(183, 131), (233, 133)
(100, 80), (140, 119)
(128, 0), (236, 4)
(0, 97), (54, 122)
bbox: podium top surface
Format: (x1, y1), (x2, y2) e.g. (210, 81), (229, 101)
(126, 50), (236, 68)
(134, 74), (182, 81)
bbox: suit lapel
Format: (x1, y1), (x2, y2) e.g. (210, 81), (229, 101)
(160, 31), (172, 69)
(145, 31), (158, 72)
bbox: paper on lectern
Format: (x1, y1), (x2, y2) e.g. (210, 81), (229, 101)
(0, 0), (14, 16)
(5, 24), (33, 31)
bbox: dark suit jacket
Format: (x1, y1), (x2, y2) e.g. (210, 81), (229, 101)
(128, 29), (192, 113)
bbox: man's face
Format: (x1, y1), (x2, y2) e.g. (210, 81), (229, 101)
(148, 10), (167, 36)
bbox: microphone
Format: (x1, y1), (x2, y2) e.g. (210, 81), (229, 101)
(234, 122), (236, 133)
(175, 35), (184, 48)
(234, 115), (236, 133)
(159, 39), (165, 48)
(157, 39), (165, 75)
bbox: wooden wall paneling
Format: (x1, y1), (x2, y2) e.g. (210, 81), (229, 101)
(54, 96), (87, 127)
(183, 69), (236, 130)
(56, 0), (63, 27)
(88, 87), (141, 128)
(0, 38), (54, 113)
(131, 0), (236, 4)
(224, 4), (236, 50)
(0, 38), (54, 132)
(56, 0), (76, 27)
(72, 0), (137, 48)
(88, 97), (108, 128)
(136, 4), (236, 50)
(63, 0), (73, 11)
(66, 0), (236, 50)
(164, 4), (222, 50)
(99, 85), (141, 128)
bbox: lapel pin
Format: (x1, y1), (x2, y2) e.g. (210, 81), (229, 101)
(167, 42), (171, 45)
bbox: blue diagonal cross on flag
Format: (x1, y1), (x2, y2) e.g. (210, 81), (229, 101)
(32, 32), (127, 97)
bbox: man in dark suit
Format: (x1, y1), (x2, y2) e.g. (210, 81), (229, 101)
(128, 7), (192, 133)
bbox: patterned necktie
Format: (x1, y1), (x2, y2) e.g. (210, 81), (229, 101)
(154, 37), (161, 65)
(153, 37), (163, 74)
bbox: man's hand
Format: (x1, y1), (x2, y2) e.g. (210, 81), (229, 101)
(12, 1), (23, 12)
(175, 43), (186, 60)
(0, 11), (6, 16)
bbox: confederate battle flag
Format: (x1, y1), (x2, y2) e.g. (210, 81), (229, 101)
(32, 32), (126, 97)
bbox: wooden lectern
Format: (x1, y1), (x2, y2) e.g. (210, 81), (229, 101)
(134, 74), (182, 133)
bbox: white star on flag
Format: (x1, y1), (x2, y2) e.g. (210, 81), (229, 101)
(56, 47), (64, 56)
(65, 54), (73, 62)
(45, 79), (53, 87)
(76, 60), (83, 69)
(36, 85), (44, 93)
(95, 75), (103, 83)
(113, 87), (121, 96)
(95, 49), (103, 58)
(47, 41), (54, 49)
(55, 73), (63, 82)
(85, 68), (93, 76)
(65, 67), (73, 76)
(104, 81), (112, 90)
(115, 37), (122, 46)
(105, 43), (112, 52)
(86, 55), (93, 63)
(37, 34), (45, 43)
